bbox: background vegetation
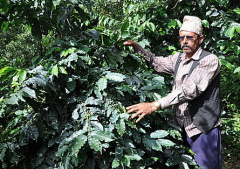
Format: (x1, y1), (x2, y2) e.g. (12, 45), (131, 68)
(0, 0), (239, 168)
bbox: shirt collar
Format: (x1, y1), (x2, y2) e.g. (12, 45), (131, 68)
(180, 47), (203, 61)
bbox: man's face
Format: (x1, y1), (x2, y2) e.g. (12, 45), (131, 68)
(178, 31), (204, 55)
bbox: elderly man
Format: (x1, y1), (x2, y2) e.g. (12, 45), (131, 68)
(123, 16), (222, 169)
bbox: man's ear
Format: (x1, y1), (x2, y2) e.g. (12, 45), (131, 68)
(199, 35), (204, 44)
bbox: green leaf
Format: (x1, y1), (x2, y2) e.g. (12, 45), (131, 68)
(106, 72), (126, 82)
(61, 48), (76, 57)
(72, 107), (80, 120)
(179, 162), (190, 169)
(234, 67), (240, 73)
(53, 0), (61, 6)
(1, 21), (9, 31)
(124, 154), (141, 161)
(234, 8), (240, 14)
(5, 94), (19, 105)
(142, 136), (155, 150)
(116, 119), (125, 137)
(52, 65), (59, 76)
(71, 135), (87, 155)
(0, 67), (17, 78)
(29, 125), (39, 141)
(202, 20), (209, 28)
(90, 130), (114, 142)
(224, 26), (235, 39)
(225, 62), (232, 69)
(211, 11), (219, 17)
(168, 19), (177, 28)
(59, 66), (68, 74)
(150, 130), (169, 138)
(138, 39), (150, 48)
(132, 129), (141, 144)
(234, 45), (240, 55)
(90, 121), (104, 131)
(220, 59), (232, 69)
(0, 148), (6, 161)
(94, 87), (102, 100)
(198, 0), (206, 7)
(102, 35), (111, 46)
(18, 70), (27, 83)
(88, 137), (102, 152)
(181, 154), (196, 165)
(112, 158), (120, 168)
(67, 78), (76, 91)
(22, 87), (37, 98)
(148, 22), (155, 32)
(152, 140), (163, 151)
(166, 156), (180, 166)
(96, 77), (107, 91)
(121, 21), (129, 32)
(157, 139), (175, 147)
(56, 145), (69, 157)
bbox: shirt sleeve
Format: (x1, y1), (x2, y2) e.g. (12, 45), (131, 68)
(159, 54), (221, 109)
(134, 45), (179, 75)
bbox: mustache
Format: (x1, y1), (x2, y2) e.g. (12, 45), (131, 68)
(181, 44), (192, 49)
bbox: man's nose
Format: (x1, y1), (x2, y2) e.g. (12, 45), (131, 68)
(183, 36), (188, 43)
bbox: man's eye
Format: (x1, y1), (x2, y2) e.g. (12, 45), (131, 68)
(186, 36), (194, 40)
(178, 36), (195, 41)
(178, 36), (185, 41)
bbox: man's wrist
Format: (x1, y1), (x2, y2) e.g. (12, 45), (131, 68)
(153, 100), (161, 110)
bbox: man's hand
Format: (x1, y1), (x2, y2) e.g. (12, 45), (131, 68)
(123, 40), (139, 49)
(126, 102), (158, 123)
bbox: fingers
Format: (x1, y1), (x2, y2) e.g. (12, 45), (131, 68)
(122, 40), (138, 48)
(136, 113), (146, 123)
(123, 40), (133, 46)
(126, 103), (157, 123)
(126, 104), (139, 113)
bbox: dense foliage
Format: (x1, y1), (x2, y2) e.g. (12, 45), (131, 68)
(0, 0), (239, 168)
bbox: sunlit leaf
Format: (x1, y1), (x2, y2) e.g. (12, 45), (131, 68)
(168, 19), (177, 28)
(181, 154), (196, 165)
(18, 70), (27, 83)
(59, 66), (68, 74)
(96, 77), (107, 91)
(150, 130), (169, 138)
(224, 26), (235, 39)
(148, 22), (155, 32)
(233, 8), (240, 14)
(202, 20), (209, 28)
(22, 87), (37, 98)
(90, 130), (114, 142)
(157, 139), (175, 147)
(234, 45), (240, 55)
(53, 0), (61, 6)
(112, 158), (120, 168)
(52, 65), (58, 76)
(234, 67), (240, 73)
(106, 72), (126, 82)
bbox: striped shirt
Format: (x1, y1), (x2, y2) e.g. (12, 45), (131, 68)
(135, 45), (222, 137)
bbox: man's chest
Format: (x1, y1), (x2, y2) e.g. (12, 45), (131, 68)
(175, 59), (194, 86)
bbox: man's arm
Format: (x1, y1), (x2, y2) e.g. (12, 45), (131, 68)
(123, 40), (178, 75)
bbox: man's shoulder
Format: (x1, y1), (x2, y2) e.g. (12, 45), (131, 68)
(201, 50), (219, 60)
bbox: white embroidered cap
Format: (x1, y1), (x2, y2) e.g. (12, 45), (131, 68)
(179, 15), (203, 35)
